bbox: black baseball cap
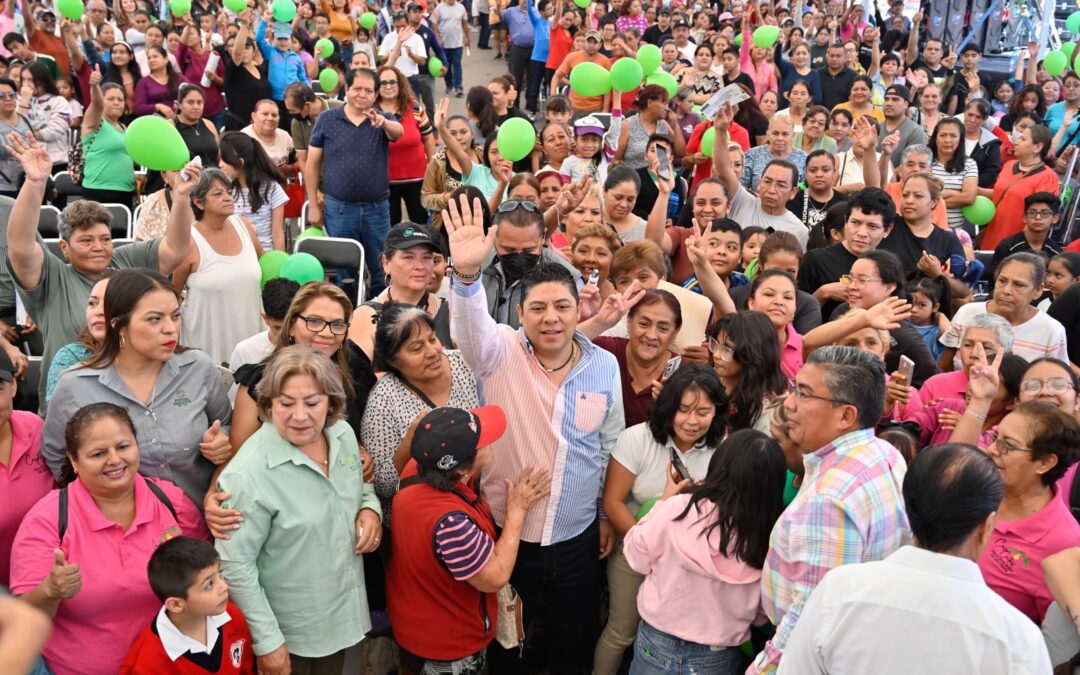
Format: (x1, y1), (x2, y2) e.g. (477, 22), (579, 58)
(383, 222), (443, 254)
(0, 349), (15, 383)
(411, 406), (507, 472)
(884, 83), (911, 100)
(673, 17), (689, 28)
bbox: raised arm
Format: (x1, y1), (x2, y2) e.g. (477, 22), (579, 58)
(80, 65), (105, 137)
(434, 99), (475, 177)
(4, 133), (50, 291)
(906, 10), (922, 66)
(158, 160), (203, 275)
(232, 10), (254, 65)
(802, 296), (911, 356)
(710, 104), (740, 199)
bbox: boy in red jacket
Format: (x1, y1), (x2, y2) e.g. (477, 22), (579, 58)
(121, 537), (254, 675)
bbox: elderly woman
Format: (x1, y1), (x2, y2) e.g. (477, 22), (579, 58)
(594, 365), (727, 675)
(361, 302), (480, 521)
(216, 345), (382, 675)
(570, 222), (622, 299)
(612, 84), (685, 170)
(794, 105), (838, 155)
(80, 67), (136, 209)
(387, 405), (548, 675)
(623, 429), (787, 673)
(740, 116), (807, 194)
(43, 269), (232, 509)
(12, 402), (207, 675)
(171, 167), (264, 367)
(940, 253), (1068, 368)
(242, 99), (296, 171)
(920, 313), (1014, 404)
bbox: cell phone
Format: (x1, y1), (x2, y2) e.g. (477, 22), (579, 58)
(588, 268), (600, 286)
(662, 356), (681, 381)
(898, 355), (915, 383)
(656, 144), (673, 181)
(671, 449), (693, 483)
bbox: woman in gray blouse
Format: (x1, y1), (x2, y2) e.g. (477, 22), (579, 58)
(43, 268), (232, 507)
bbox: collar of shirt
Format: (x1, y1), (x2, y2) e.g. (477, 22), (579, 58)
(518, 329), (598, 371)
(889, 544), (985, 584)
(8, 410), (42, 469)
(804, 427), (877, 474)
(663, 436), (710, 456)
(88, 351), (200, 404)
(262, 419), (353, 470)
(71, 475), (163, 533)
(155, 605), (232, 662)
(993, 486), (1071, 546)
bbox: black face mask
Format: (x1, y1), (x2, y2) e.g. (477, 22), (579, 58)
(499, 251), (541, 283)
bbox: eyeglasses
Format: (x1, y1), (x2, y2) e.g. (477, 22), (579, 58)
(0, 92), (17, 100)
(986, 428), (1032, 456)
(1025, 209), (1055, 219)
(1020, 377), (1075, 393)
(496, 199), (541, 214)
(379, 80), (398, 87)
(840, 274), (882, 288)
(706, 336), (734, 360)
(804, 117), (826, 126)
(789, 388), (855, 407)
(296, 314), (350, 335)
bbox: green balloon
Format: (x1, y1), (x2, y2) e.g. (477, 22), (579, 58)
(297, 227), (327, 241)
(635, 496), (659, 520)
(1065, 42), (1078, 62)
(272, 0), (297, 22)
(318, 67), (339, 93)
(170, 0), (191, 17)
(224, 0), (246, 12)
(962, 195), (996, 226)
(56, 0), (84, 20)
(124, 115), (189, 171)
(644, 70), (677, 98)
(280, 252), (325, 285)
(1045, 50), (1068, 76)
(1074, 52), (1080, 75)
(569, 61), (611, 97)
(701, 127), (716, 158)
(428, 56), (444, 78)
(497, 117), (536, 162)
(610, 57), (644, 92)
(359, 11), (377, 29)
(734, 33), (743, 47)
(1068, 11), (1080, 34)
(636, 43), (661, 76)
(752, 25), (781, 49)
(315, 38), (334, 59)
(259, 251), (288, 288)
(573, 0), (589, 7)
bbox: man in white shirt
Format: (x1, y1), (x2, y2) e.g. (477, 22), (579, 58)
(378, 12), (428, 93)
(780, 443), (1053, 675)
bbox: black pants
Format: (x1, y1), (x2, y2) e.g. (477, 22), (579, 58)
(525, 59), (549, 112)
(389, 180), (427, 225)
(487, 519), (600, 675)
(477, 12), (491, 48)
(81, 187), (135, 211)
(508, 44), (532, 93)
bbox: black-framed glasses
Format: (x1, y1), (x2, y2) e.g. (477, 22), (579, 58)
(1024, 209), (1055, 219)
(296, 314), (350, 335)
(496, 199), (541, 214)
(379, 80), (398, 87)
(789, 388), (854, 407)
(986, 428), (1032, 456)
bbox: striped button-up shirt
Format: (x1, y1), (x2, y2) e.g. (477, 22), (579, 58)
(451, 276), (624, 546)
(751, 428), (910, 674)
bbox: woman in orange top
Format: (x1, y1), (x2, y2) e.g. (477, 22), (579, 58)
(321, 0), (358, 54)
(982, 124), (1060, 251)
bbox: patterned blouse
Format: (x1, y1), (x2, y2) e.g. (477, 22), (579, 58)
(360, 349), (480, 525)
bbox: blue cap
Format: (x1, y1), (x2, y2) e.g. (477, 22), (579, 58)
(273, 21), (291, 39)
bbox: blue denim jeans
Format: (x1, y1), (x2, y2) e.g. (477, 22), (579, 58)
(629, 621), (744, 675)
(443, 47), (464, 92)
(323, 194), (390, 296)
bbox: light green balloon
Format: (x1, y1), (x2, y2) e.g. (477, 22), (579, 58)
(224, 0), (246, 12)
(569, 61), (611, 97)
(428, 56), (444, 78)
(497, 117), (536, 162)
(318, 67), (340, 93)
(56, 0), (84, 20)
(644, 70), (677, 98)
(280, 253), (325, 285)
(610, 57), (644, 92)
(297, 227), (327, 241)
(635, 496), (659, 520)
(752, 25), (781, 49)
(1065, 42), (1078, 62)
(636, 43), (661, 75)
(315, 38), (334, 59)
(573, 0), (589, 8)
(272, 0), (297, 22)
(701, 127), (716, 158)
(124, 115), (189, 171)
(359, 11), (377, 29)
(170, 0), (191, 17)
(1045, 50), (1068, 76)
(1068, 11), (1080, 34)
(734, 33), (743, 47)
(962, 195), (996, 226)
(259, 251), (288, 288)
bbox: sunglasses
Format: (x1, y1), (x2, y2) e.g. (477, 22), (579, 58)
(379, 80), (398, 87)
(497, 199), (541, 214)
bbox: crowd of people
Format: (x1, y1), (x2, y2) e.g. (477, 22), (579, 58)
(3, 0), (1080, 673)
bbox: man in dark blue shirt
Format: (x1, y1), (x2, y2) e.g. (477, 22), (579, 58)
(305, 68), (404, 296)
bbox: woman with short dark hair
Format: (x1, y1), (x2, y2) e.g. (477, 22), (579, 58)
(595, 364), (728, 674)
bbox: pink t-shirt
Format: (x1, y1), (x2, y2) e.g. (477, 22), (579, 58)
(1057, 463), (1078, 510)
(0, 411), (51, 587)
(978, 490), (1080, 624)
(10, 477), (207, 675)
(780, 323), (803, 383)
(918, 369), (969, 404)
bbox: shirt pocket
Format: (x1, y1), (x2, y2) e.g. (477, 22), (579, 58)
(572, 391), (608, 434)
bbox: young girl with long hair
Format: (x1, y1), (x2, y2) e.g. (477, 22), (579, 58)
(218, 132), (289, 251)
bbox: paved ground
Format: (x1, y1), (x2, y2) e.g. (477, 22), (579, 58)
(443, 31), (518, 118)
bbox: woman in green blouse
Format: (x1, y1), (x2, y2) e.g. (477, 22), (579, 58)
(80, 66), (136, 209)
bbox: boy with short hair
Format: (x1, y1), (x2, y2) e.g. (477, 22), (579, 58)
(120, 537), (254, 675)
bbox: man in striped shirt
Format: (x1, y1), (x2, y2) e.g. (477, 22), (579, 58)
(750, 346), (911, 674)
(445, 194), (625, 674)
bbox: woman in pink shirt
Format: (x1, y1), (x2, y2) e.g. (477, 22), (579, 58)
(739, 15), (777, 103)
(10, 403), (208, 675)
(747, 269), (802, 384)
(919, 313), (1015, 404)
(624, 428), (787, 674)
(615, 0), (648, 36)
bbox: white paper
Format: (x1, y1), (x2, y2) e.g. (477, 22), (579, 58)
(201, 52), (220, 88)
(657, 280), (713, 355)
(699, 83), (751, 120)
